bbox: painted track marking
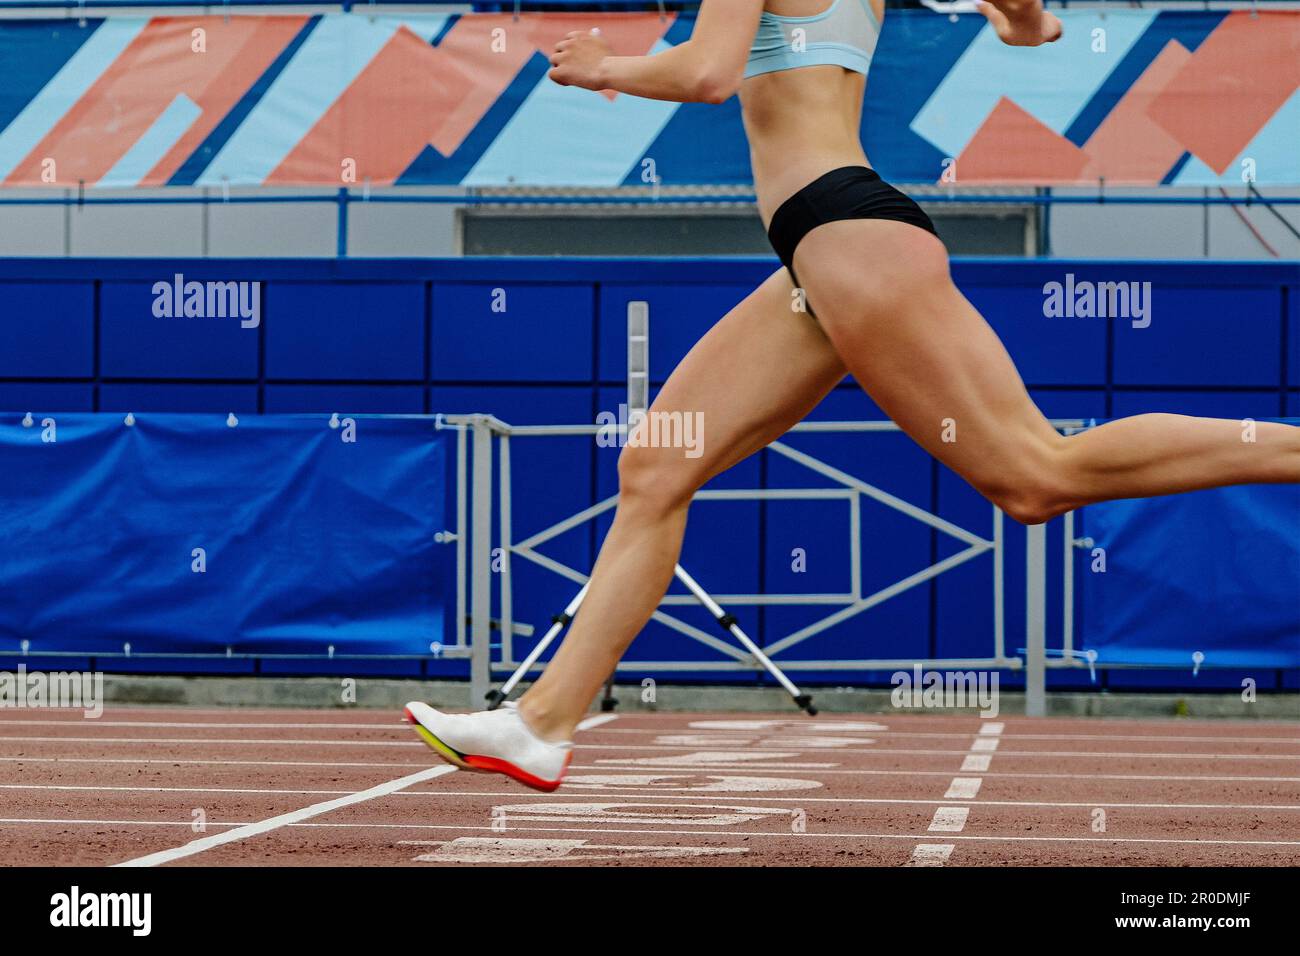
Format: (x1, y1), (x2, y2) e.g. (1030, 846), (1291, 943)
(928, 806), (970, 832)
(914, 721), (1005, 864)
(4, 735), (1297, 760)
(944, 778), (983, 800)
(907, 844), (955, 866)
(4, 755), (1299, 784)
(2, 709), (1298, 866)
(8, 818), (1299, 848)
(5, 784), (1300, 812)
(112, 765), (457, 867)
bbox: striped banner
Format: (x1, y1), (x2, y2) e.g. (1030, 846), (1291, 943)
(0, 9), (1295, 188)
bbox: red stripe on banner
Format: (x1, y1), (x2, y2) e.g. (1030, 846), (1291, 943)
(426, 13), (559, 158)
(4, 16), (305, 187)
(953, 97), (1095, 184)
(1146, 11), (1300, 175)
(269, 13), (675, 187)
(267, 19), (531, 186)
(142, 16), (309, 185)
(1081, 40), (1193, 185)
(512, 12), (678, 105)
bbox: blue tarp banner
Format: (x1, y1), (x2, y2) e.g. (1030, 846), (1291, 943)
(0, 414), (450, 656)
(1080, 483), (1300, 668)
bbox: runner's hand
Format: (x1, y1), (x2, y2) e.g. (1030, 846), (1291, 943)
(975, 1), (1063, 47)
(549, 29), (613, 90)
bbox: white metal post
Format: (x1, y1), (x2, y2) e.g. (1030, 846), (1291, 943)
(1062, 508), (1075, 658)
(627, 300), (649, 423)
(499, 434), (513, 666)
(1025, 521), (1047, 717)
(470, 416), (493, 705)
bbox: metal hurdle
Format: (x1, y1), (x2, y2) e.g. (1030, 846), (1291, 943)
(435, 412), (1088, 717)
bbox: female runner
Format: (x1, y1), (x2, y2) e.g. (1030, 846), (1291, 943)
(405, 0), (1300, 790)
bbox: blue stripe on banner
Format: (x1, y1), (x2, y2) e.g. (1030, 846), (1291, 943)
(395, 50), (553, 186)
(168, 15), (321, 187)
(100, 93), (202, 187)
(1160, 150), (1193, 185)
(429, 13), (456, 47)
(661, 11), (695, 46)
(0, 19), (100, 138)
(1064, 11), (1228, 147)
(862, 10), (985, 183)
(0, 18), (148, 182)
(627, 98), (750, 186)
(463, 39), (679, 186)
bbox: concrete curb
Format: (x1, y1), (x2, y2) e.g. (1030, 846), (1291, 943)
(94, 675), (1300, 721)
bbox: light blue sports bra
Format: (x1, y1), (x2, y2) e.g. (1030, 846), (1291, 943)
(745, 0), (881, 79)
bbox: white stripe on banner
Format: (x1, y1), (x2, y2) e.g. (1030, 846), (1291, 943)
(0, 18), (149, 182)
(911, 11), (1156, 159)
(196, 13), (398, 186)
(99, 93), (202, 187)
(463, 39), (679, 187)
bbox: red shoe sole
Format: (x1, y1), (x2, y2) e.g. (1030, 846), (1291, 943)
(403, 706), (569, 793)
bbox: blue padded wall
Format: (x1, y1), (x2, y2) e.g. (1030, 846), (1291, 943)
(0, 257), (1295, 689)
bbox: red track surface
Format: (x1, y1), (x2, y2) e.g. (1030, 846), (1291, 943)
(1, 706), (1297, 867)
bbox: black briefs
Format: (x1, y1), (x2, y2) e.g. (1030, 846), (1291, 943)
(766, 165), (939, 292)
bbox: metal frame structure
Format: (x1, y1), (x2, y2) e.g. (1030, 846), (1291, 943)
(437, 412), (1089, 717)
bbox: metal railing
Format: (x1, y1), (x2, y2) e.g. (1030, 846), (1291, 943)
(440, 412), (1091, 715)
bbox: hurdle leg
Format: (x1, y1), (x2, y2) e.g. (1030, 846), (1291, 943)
(485, 581), (590, 709)
(599, 673), (619, 712)
(672, 563), (817, 715)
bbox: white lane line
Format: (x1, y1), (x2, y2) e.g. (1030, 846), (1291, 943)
(0, 720), (409, 730)
(0, 818), (246, 828)
(944, 778), (983, 800)
(9, 818), (1299, 848)
(5, 783), (1298, 812)
(112, 765), (458, 868)
(978, 723), (1006, 736)
(574, 763), (1300, 783)
(577, 715), (620, 732)
(393, 791), (1300, 812)
(961, 755), (992, 772)
(0, 783), (354, 796)
(907, 844), (955, 866)
(928, 806), (970, 832)
(970, 737), (1000, 752)
(0, 736), (419, 747)
(4, 735), (1295, 760)
(541, 727), (1300, 746)
(3, 755), (1297, 784)
(0, 756), (430, 769)
(542, 744), (1300, 760)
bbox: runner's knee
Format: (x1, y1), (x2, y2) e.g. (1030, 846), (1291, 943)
(977, 436), (1079, 525)
(616, 442), (702, 515)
